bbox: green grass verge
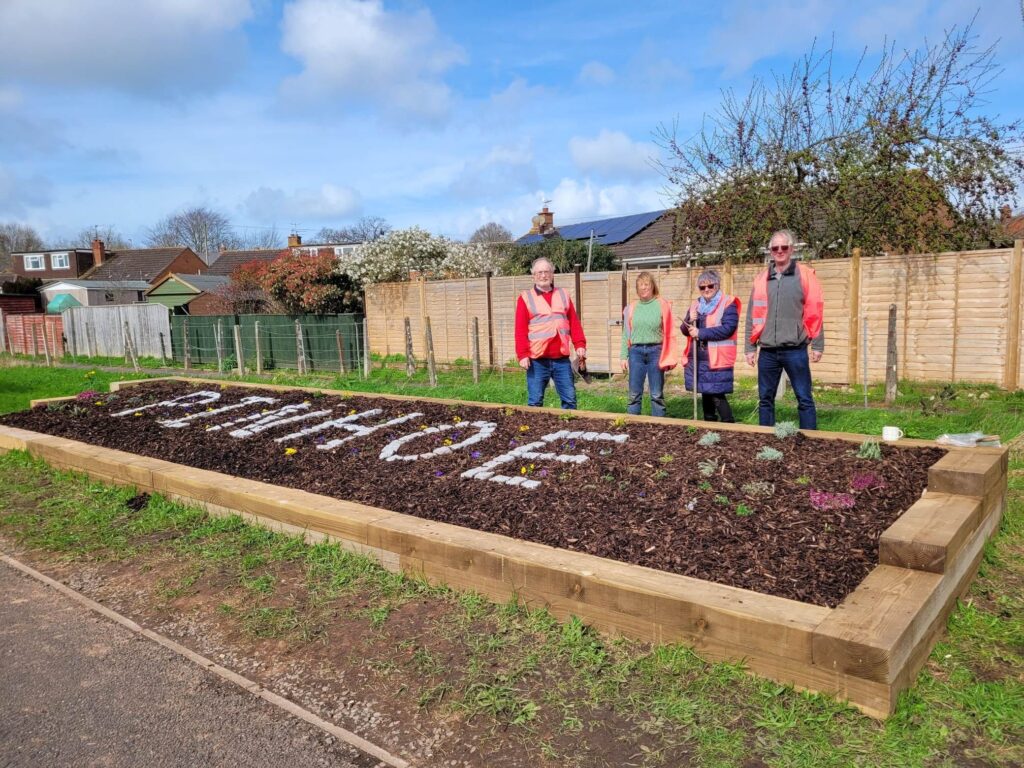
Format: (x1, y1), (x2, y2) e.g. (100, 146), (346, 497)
(0, 448), (1020, 766)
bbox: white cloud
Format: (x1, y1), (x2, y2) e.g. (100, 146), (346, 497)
(0, 165), (53, 216)
(450, 143), (538, 199)
(280, 0), (465, 124)
(569, 130), (658, 180)
(0, 0), (252, 96)
(243, 184), (361, 221)
(544, 178), (665, 222)
(705, 1), (832, 77)
(579, 61), (616, 86)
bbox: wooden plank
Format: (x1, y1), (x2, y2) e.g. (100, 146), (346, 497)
(879, 492), (982, 572)
(928, 449), (1008, 497)
(812, 565), (943, 684)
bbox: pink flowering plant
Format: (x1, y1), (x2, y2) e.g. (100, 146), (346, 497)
(809, 489), (857, 510)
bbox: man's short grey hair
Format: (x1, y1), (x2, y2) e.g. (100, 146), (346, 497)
(697, 269), (721, 289)
(530, 257), (555, 274)
(769, 230), (797, 248)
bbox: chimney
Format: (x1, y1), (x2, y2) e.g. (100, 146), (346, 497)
(219, 243), (227, 254)
(528, 206), (555, 235)
(91, 238), (106, 266)
(288, 233), (302, 247)
(1000, 205), (1013, 221)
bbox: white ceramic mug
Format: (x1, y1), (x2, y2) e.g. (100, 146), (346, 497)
(882, 426), (904, 441)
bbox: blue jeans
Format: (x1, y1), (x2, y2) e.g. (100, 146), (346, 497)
(757, 346), (817, 429)
(526, 357), (577, 409)
(627, 344), (666, 417)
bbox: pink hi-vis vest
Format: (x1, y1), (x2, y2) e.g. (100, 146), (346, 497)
(749, 262), (823, 345)
(622, 297), (680, 371)
(520, 287), (572, 358)
(680, 294), (740, 369)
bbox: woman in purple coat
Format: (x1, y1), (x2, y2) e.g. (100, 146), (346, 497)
(681, 269), (741, 422)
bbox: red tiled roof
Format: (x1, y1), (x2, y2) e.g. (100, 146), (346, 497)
(206, 248), (287, 277)
(85, 247), (193, 281)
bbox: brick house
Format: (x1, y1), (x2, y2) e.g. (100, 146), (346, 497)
(82, 239), (206, 283)
(11, 246), (96, 280)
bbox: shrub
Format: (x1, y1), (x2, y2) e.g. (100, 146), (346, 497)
(856, 439), (882, 460)
(773, 421), (799, 439)
(741, 481), (774, 499)
(698, 459), (718, 477)
(756, 446), (784, 461)
(697, 432), (720, 447)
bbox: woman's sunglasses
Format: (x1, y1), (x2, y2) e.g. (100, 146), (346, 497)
(698, 284), (716, 290)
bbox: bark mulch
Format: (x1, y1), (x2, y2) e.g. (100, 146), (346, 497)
(0, 380), (945, 608)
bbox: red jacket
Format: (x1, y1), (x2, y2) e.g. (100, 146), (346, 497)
(515, 286), (586, 360)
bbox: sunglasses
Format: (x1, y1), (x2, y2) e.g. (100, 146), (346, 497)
(698, 284), (717, 290)
(770, 245), (792, 253)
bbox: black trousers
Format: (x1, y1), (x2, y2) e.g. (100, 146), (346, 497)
(702, 393), (734, 423)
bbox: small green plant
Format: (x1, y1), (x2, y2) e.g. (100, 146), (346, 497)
(741, 481), (774, 499)
(735, 504), (754, 517)
(697, 432), (720, 447)
(698, 480), (712, 491)
(558, 412), (575, 421)
(795, 475), (811, 485)
(713, 494), (730, 505)
(609, 416), (628, 429)
(658, 454), (675, 464)
(698, 458), (718, 477)
(685, 425), (698, 434)
(756, 446), (784, 461)
(773, 421), (799, 439)
(654, 469), (669, 480)
(601, 474), (615, 482)
(857, 438), (882, 460)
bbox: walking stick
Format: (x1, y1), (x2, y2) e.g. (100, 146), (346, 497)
(691, 311), (698, 420)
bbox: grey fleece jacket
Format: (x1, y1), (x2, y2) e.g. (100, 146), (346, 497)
(743, 260), (825, 354)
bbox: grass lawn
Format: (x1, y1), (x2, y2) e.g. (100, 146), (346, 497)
(1, 358), (1021, 766)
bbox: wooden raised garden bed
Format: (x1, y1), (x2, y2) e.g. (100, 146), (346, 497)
(0, 377), (1006, 718)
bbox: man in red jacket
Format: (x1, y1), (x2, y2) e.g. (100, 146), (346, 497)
(515, 258), (587, 409)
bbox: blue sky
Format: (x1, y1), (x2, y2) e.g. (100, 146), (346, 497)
(1, 0), (1022, 247)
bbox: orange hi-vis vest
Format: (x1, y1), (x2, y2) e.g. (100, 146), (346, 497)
(622, 297), (680, 371)
(521, 287), (572, 358)
(680, 295), (740, 369)
(748, 262), (823, 345)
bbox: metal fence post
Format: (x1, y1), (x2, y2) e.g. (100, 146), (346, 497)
(362, 318), (370, 378)
(255, 321), (263, 375)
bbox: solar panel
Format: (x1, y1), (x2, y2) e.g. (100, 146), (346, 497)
(515, 210), (666, 245)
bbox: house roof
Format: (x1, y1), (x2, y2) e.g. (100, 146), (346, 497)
(146, 273), (229, 295)
(517, 210), (668, 246)
(206, 248), (287, 276)
(85, 247), (193, 281)
(41, 279), (151, 291)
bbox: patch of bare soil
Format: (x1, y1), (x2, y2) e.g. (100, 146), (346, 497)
(0, 379), (944, 608)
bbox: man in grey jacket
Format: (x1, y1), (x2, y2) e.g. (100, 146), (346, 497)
(744, 230), (825, 429)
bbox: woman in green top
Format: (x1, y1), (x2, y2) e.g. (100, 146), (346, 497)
(620, 272), (680, 417)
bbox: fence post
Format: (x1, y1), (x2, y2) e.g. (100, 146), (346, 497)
(485, 271), (495, 368)
(424, 317), (437, 387)
(213, 320), (223, 373)
(40, 322), (52, 366)
(233, 323), (244, 375)
(123, 321), (139, 373)
(848, 247), (861, 385)
(295, 319), (306, 374)
(183, 318), (191, 371)
(862, 314), (869, 407)
(336, 329), (346, 375)
(255, 321), (263, 375)
(471, 317), (480, 384)
(498, 318), (505, 383)
(1004, 239), (1023, 391)
(574, 263), (582, 321)
(885, 304), (898, 404)
(404, 317), (415, 377)
(31, 322), (39, 358)
(87, 321), (97, 359)
(159, 332), (167, 366)
(362, 317), (370, 379)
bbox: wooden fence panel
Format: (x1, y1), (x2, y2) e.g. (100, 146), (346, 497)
(4, 314), (64, 356)
(63, 304), (170, 358)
